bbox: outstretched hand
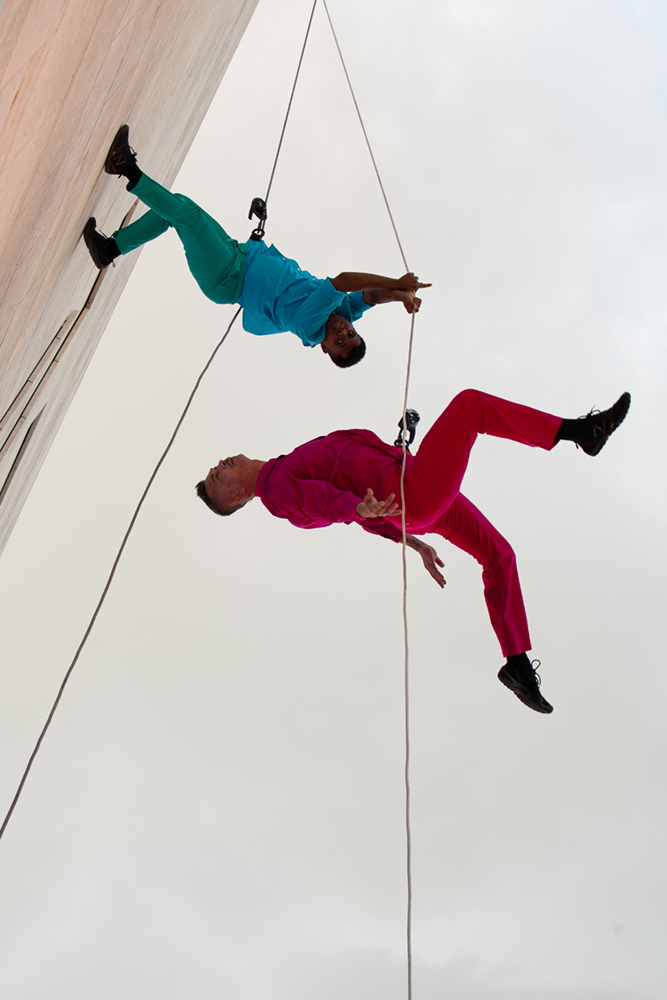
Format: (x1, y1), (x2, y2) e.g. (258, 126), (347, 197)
(418, 542), (446, 588)
(356, 488), (402, 519)
(395, 272), (432, 293)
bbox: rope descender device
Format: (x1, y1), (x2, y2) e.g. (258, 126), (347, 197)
(248, 197), (268, 241)
(395, 409), (420, 450)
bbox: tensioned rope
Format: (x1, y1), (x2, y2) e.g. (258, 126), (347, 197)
(0, 310), (240, 841)
(264, 0), (318, 203)
(0, 0), (319, 845)
(321, 0), (409, 274)
(321, 4), (416, 998)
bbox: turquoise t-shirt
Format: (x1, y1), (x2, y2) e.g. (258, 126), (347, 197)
(238, 240), (374, 347)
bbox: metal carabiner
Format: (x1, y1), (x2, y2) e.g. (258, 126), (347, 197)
(248, 197), (268, 241)
(394, 409), (420, 449)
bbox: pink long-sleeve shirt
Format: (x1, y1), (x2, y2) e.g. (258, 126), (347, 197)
(254, 429), (407, 542)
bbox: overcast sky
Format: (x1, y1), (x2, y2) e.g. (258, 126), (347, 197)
(1, 0), (666, 998)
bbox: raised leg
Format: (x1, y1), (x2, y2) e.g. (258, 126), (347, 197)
(402, 389), (562, 528)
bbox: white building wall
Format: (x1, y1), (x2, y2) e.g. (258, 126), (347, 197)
(0, 0), (259, 554)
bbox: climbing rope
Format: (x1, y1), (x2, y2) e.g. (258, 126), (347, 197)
(322, 4), (416, 996)
(321, 0), (409, 273)
(0, 310), (240, 842)
(264, 0), (318, 203)
(399, 314), (416, 1000)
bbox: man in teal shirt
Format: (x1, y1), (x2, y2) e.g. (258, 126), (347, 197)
(84, 126), (429, 367)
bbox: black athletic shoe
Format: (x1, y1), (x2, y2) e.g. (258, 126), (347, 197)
(575, 392), (631, 456)
(104, 124), (137, 176)
(83, 218), (119, 270)
(498, 654), (553, 714)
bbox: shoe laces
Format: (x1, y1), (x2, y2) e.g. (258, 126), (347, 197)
(530, 659), (543, 688)
(573, 406), (602, 450)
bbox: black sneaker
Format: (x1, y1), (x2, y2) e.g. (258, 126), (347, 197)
(83, 218), (119, 269)
(104, 124), (137, 176)
(576, 392), (631, 456)
(498, 654), (553, 714)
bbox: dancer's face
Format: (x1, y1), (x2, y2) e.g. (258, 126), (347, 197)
(321, 314), (361, 360)
(204, 455), (254, 511)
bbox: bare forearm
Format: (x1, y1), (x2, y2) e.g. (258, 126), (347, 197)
(362, 287), (401, 305)
(330, 272), (398, 293)
(331, 271), (431, 315)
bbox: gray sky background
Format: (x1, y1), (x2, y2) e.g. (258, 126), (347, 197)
(1, 0), (666, 997)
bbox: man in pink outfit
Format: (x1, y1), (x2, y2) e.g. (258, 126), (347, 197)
(197, 389), (631, 714)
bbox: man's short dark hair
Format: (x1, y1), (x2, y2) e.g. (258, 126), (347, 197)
(195, 480), (239, 517)
(329, 336), (366, 368)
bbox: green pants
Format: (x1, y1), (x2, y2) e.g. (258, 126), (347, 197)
(113, 173), (247, 304)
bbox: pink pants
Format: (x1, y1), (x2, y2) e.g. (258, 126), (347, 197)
(388, 389), (562, 657)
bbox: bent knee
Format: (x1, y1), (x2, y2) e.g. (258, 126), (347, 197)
(170, 193), (202, 225)
(453, 388), (481, 405)
(482, 537), (517, 580)
(449, 388), (485, 422)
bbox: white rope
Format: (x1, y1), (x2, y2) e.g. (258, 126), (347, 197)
(321, 0), (409, 273)
(264, 0), (318, 203)
(322, 5), (416, 997)
(0, 309), (241, 841)
(399, 314), (416, 1000)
